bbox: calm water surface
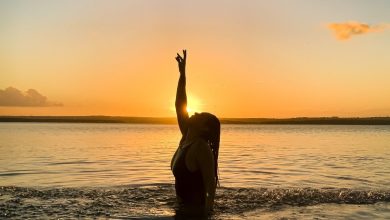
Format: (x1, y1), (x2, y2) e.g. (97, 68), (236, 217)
(1, 123), (389, 189)
(1, 123), (390, 219)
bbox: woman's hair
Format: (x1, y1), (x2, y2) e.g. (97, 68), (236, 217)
(198, 112), (221, 186)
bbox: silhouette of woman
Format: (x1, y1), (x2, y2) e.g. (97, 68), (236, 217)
(171, 50), (220, 216)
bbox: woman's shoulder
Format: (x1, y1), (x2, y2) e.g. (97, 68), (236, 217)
(191, 138), (211, 153)
(192, 138), (214, 164)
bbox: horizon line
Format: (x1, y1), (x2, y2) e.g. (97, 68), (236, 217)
(1, 115), (390, 125)
(1, 115), (390, 119)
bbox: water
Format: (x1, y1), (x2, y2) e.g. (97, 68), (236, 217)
(1, 123), (390, 219)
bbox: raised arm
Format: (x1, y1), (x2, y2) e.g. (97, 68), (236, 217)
(175, 50), (189, 136)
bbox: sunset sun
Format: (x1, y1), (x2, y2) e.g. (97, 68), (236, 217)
(1, 1), (390, 219)
(186, 95), (202, 116)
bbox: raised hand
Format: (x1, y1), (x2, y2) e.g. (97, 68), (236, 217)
(175, 49), (187, 75)
(175, 49), (189, 135)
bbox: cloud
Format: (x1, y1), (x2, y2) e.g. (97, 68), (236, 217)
(327, 21), (389, 40)
(0, 87), (63, 107)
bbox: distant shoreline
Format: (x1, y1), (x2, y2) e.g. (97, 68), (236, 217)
(1, 116), (390, 125)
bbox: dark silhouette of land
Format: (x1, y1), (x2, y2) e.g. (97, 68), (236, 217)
(1, 116), (390, 125)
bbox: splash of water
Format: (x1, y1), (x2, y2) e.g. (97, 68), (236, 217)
(1, 184), (389, 219)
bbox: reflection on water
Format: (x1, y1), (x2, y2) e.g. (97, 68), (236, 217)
(0, 123), (179, 187)
(0, 123), (390, 189)
(221, 124), (390, 190)
(1, 123), (390, 218)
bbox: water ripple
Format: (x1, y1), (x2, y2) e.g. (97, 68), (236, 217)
(1, 185), (390, 219)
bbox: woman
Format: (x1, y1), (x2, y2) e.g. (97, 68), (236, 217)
(171, 50), (220, 215)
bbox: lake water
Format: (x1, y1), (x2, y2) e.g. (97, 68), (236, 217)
(1, 123), (390, 219)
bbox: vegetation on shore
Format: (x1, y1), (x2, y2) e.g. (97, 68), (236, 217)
(1, 116), (390, 125)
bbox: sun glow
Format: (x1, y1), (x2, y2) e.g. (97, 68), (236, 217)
(186, 95), (202, 116)
(186, 107), (194, 116)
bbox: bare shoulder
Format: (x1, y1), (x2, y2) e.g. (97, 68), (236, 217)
(192, 138), (212, 157)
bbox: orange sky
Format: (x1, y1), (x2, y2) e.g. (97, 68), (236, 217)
(1, 1), (390, 117)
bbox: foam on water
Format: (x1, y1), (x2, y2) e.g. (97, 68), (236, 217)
(2, 123), (390, 218)
(1, 184), (389, 219)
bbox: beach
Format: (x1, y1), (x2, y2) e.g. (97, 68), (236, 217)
(1, 123), (390, 219)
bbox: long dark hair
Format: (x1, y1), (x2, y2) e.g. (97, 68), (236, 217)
(199, 112), (221, 186)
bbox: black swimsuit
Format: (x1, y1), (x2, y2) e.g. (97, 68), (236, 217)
(172, 143), (205, 205)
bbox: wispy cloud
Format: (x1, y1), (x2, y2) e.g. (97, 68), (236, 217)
(0, 87), (63, 107)
(327, 21), (389, 40)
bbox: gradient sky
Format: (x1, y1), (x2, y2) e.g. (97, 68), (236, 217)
(1, 0), (390, 117)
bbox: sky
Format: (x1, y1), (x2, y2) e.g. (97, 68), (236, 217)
(1, 0), (390, 117)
